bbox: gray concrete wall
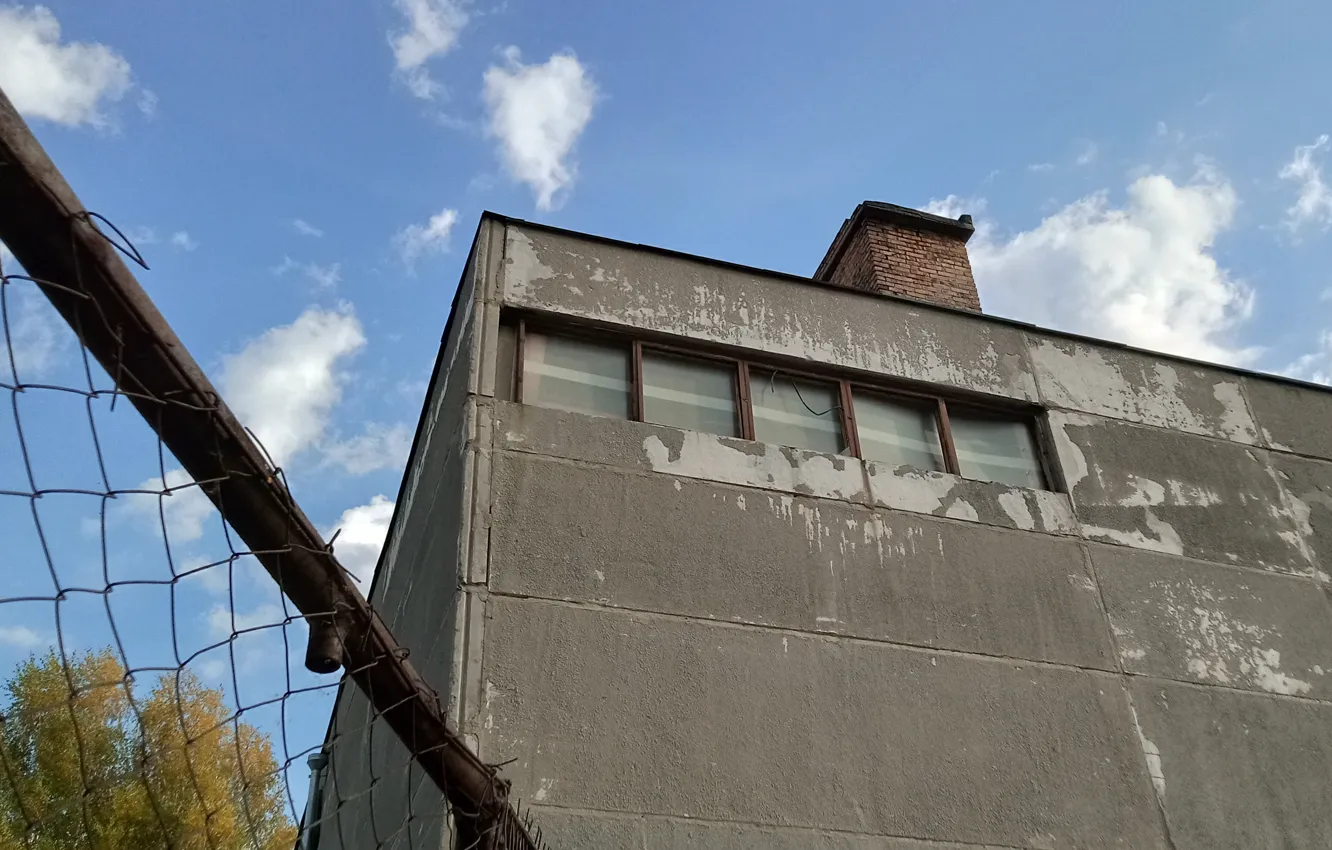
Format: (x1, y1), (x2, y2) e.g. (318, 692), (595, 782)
(345, 219), (1332, 848)
(317, 222), (499, 850)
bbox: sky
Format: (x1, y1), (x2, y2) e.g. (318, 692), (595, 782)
(3, 0), (1332, 825)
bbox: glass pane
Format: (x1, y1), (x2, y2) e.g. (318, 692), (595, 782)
(495, 324), (517, 402)
(523, 332), (630, 419)
(854, 393), (945, 472)
(642, 353), (740, 437)
(951, 414), (1044, 489)
(751, 369), (846, 455)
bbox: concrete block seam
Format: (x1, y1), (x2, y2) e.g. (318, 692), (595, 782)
(490, 447), (1081, 543)
(485, 591), (1332, 708)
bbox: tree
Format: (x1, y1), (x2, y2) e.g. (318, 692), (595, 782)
(0, 649), (297, 850)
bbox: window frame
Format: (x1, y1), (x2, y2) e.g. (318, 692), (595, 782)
(507, 315), (1058, 491)
(637, 342), (746, 439)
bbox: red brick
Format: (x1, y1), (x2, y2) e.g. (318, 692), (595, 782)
(817, 206), (981, 312)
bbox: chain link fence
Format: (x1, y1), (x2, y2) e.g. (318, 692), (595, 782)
(0, 90), (544, 849)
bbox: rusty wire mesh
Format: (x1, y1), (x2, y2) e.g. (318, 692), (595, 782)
(0, 99), (543, 850)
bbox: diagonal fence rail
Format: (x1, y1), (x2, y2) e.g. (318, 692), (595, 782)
(0, 87), (542, 850)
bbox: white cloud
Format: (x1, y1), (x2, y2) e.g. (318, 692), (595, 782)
(0, 5), (133, 128)
(1027, 162), (1055, 173)
(1, 283), (67, 381)
(1279, 134), (1332, 232)
(271, 257), (341, 289)
(136, 87), (157, 118)
(207, 602), (285, 638)
(921, 196), (971, 221)
(126, 226), (158, 246)
(292, 219), (324, 238)
(483, 48), (597, 211)
(123, 227), (194, 252)
(124, 467), (217, 543)
(936, 164), (1258, 366)
(394, 207), (458, 268)
(390, 0), (468, 100)
(184, 555), (231, 595)
(270, 256), (299, 276)
(0, 625), (45, 649)
(182, 554), (269, 597)
(302, 262), (341, 290)
(1286, 332), (1332, 386)
(323, 423), (413, 475)
(219, 305), (366, 467)
(323, 495), (394, 586)
(1075, 141), (1099, 166)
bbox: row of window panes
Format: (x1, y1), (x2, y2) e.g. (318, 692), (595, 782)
(507, 327), (1046, 490)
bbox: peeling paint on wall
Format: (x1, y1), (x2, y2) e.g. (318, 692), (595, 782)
(1029, 337), (1259, 444)
(1053, 411), (1318, 573)
(866, 463), (1078, 536)
(1048, 412), (1093, 491)
(1112, 623), (1149, 663)
(1212, 382), (1257, 444)
(997, 491), (1035, 530)
(1083, 510), (1186, 556)
(1129, 703), (1167, 802)
(642, 432), (869, 503)
(504, 225), (1040, 401)
(1148, 578), (1315, 695)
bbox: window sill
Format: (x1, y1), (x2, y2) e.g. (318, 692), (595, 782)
(493, 400), (1076, 537)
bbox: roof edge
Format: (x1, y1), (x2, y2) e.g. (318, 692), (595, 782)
(482, 210), (1332, 400)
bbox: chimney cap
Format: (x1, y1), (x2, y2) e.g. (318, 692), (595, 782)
(857, 201), (976, 242)
(814, 201), (976, 282)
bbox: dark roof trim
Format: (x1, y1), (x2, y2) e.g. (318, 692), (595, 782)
(813, 201), (976, 282)
(480, 210), (1332, 398)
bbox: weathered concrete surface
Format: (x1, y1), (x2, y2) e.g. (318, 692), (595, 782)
(376, 239), (481, 602)
(495, 401), (1078, 537)
(1243, 374), (1332, 458)
(1027, 336), (1259, 444)
(1049, 411), (1315, 573)
(480, 597), (1166, 849)
(1269, 453), (1332, 580)
(502, 225), (1039, 401)
(319, 231), (483, 850)
(865, 462), (1077, 536)
(529, 808), (1012, 849)
(495, 400), (870, 503)
(319, 687), (446, 850)
(371, 365), (474, 696)
(1093, 545), (1332, 697)
(1129, 679), (1332, 850)
(490, 452), (1113, 667)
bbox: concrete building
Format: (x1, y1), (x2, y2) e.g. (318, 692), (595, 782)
(319, 201), (1332, 849)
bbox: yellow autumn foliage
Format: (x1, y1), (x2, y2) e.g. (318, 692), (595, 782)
(0, 649), (297, 850)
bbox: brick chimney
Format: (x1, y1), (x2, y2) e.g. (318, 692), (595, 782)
(814, 201), (981, 312)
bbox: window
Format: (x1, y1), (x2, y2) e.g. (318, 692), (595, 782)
(750, 369), (847, 455)
(949, 411), (1045, 489)
(641, 352), (741, 437)
(522, 332), (630, 419)
(503, 317), (1053, 491)
(852, 392), (945, 472)
(495, 323), (517, 401)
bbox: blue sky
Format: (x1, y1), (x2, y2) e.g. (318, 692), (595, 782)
(3, 0), (1332, 822)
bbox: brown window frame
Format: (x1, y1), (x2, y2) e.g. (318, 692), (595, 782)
(507, 315), (1057, 491)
